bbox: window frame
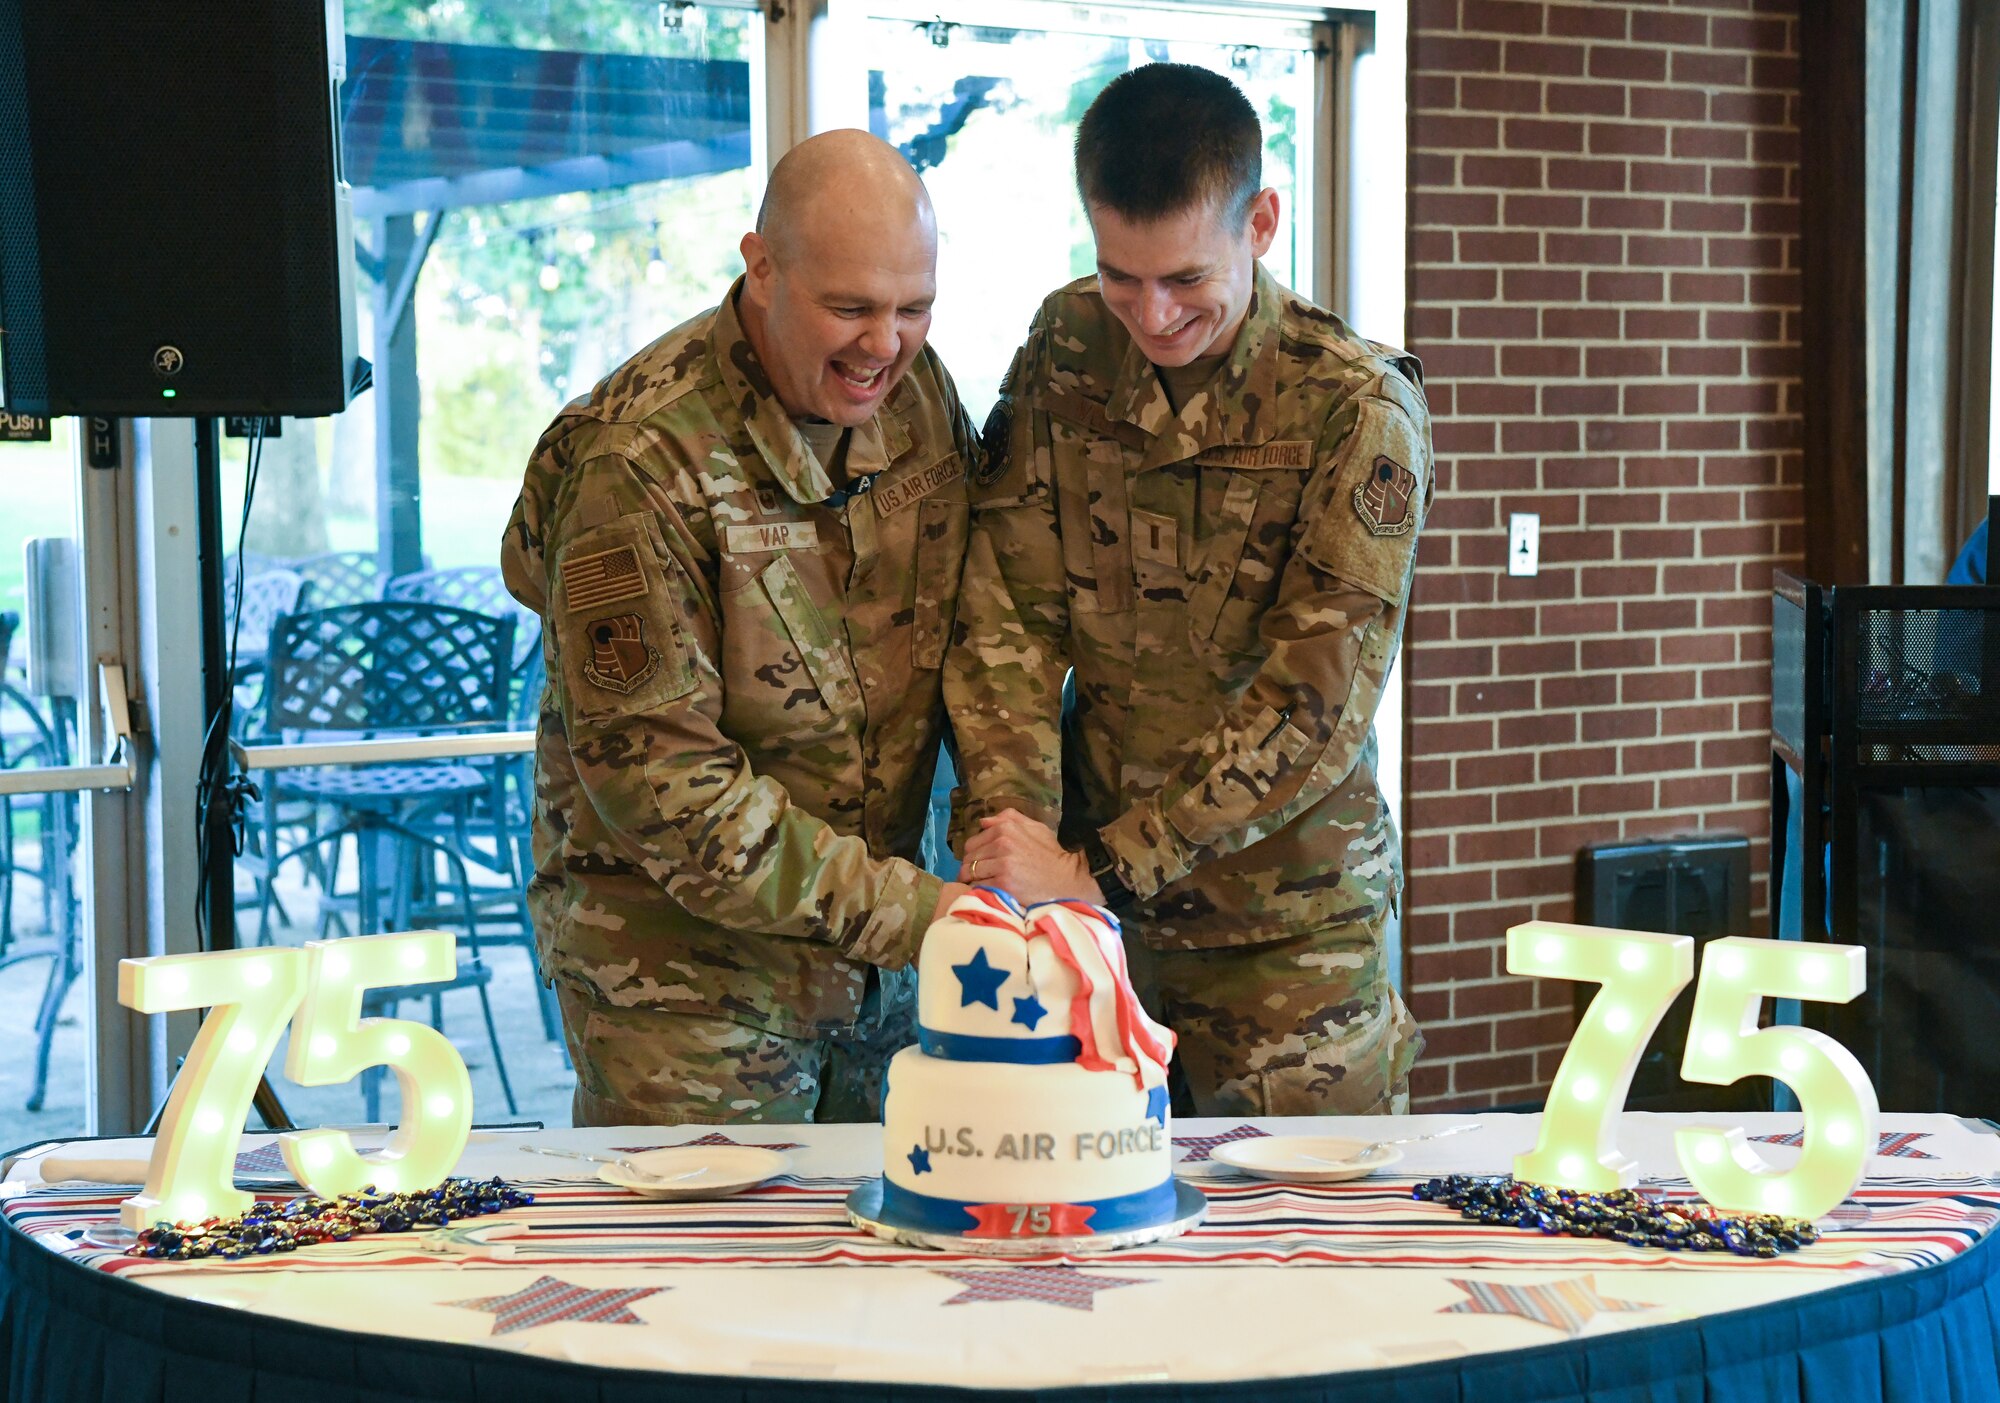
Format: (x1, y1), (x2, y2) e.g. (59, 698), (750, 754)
(87, 0), (1402, 1130)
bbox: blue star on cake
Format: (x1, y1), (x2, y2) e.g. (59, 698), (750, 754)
(908, 1145), (933, 1175)
(952, 947), (1008, 1010)
(1145, 1085), (1168, 1126)
(1011, 993), (1047, 1029)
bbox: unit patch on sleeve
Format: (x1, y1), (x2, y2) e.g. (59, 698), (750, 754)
(974, 399), (1013, 487)
(873, 454), (964, 517)
(581, 614), (659, 694)
(560, 544), (649, 613)
(1353, 455), (1419, 537)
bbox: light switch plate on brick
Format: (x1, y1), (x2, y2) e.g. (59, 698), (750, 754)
(1508, 513), (1540, 577)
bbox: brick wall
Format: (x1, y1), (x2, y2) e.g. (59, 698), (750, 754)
(1403, 0), (1804, 1109)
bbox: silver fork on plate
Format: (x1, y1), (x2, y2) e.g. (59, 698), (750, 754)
(521, 1145), (709, 1185)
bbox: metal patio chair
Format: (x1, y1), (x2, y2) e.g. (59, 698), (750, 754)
(0, 609), (82, 1110)
(222, 563), (309, 677)
(383, 566), (556, 1040)
(222, 565), (315, 943)
(289, 550), (390, 608)
(258, 600), (520, 1115)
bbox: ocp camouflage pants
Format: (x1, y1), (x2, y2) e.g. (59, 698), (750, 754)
(1127, 909), (1422, 1117)
(555, 972), (915, 1127)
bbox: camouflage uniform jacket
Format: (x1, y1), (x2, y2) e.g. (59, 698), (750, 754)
(502, 280), (977, 1038)
(948, 266), (1429, 951)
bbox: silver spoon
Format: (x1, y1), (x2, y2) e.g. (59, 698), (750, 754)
(1299, 1122), (1482, 1166)
(522, 1145), (709, 1185)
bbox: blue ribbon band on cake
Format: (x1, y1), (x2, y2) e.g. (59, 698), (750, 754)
(918, 1029), (1084, 1064)
(879, 1178), (1180, 1236)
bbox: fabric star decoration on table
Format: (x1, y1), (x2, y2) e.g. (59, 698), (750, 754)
(1442, 1276), (1660, 1336)
(1172, 1123), (1270, 1163)
(953, 947), (1008, 1009)
(613, 1132), (804, 1154)
(935, 1266), (1153, 1311)
(447, 1275), (665, 1335)
(1750, 1129), (1935, 1160)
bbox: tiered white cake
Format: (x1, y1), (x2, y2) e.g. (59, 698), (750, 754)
(878, 890), (1181, 1241)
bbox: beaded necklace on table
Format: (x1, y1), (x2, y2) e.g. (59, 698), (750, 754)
(131, 1177), (534, 1261)
(1414, 1174), (1820, 1257)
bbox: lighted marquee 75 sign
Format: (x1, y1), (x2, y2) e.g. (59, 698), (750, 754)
(115, 923), (1878, 1230)
(1509, 921), (1878, 1221)
(116, 931), (473, 1231)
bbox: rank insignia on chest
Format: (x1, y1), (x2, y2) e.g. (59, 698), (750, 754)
(1354, 455), (1419, 537)
(582, 614), (659, 693)
(1130, 508), (1179, 566)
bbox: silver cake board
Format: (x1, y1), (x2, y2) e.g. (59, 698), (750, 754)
(845, 1177), (1205, 1257)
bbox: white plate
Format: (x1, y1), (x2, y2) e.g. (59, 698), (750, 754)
(596, 1145), (789, 1200)
(1207, 1136), (1404, 1183)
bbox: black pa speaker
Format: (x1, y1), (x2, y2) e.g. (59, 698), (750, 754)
(0, 1), (359, 417)
(1576, 834), (1761, 1113)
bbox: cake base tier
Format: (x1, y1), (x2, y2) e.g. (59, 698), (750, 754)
(844, 1176), (1206, 1257)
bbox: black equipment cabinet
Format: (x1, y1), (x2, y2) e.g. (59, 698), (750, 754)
(1577, 834), (1760, 1112)
(1771, 572), (2000, 1116)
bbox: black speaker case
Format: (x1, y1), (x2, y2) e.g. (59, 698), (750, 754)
(0, 0), (359, 418)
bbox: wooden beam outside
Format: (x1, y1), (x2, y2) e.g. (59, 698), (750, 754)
(1953, 3), (2000, 552)
(1799, 0), (1874, 584)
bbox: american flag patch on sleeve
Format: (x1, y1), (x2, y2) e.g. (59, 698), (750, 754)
(561, 544), (650, 613)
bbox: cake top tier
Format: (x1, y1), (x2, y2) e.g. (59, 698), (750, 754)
(916, 888), (1173, 1089)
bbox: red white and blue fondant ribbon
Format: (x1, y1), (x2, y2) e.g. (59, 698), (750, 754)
(1026, 899), (1174, 1089)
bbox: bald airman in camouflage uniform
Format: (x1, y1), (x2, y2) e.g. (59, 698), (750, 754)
(502, 133), (975, 1125)
(953, 65), (1426, 1117)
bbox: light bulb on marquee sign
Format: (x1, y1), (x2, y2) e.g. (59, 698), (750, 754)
(278, 932), (473, 1197)
(1507, 923), (1694, 1193)
(1506, 921), (1878, 1222)
(1673, 936), (1876, 1220)
(116, 931), (474, 1231)
(117, 948), (309, 1229)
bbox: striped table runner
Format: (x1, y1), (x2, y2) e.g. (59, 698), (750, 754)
(10, 1169), (1995, 1278)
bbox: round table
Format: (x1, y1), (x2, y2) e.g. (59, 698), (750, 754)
(5, 1114), (1998, 1402)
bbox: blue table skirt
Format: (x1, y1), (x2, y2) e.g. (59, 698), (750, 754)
(3, 1208), (1997, 1403)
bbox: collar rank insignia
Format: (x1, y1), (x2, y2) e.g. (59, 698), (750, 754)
(1354, 455), (1419, 537)
(582, 614), (659, 693)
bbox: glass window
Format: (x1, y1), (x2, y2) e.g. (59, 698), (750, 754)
(195, 0), (1390, 1129)
(219, 1), (767, 1130)
(1992, 163), (2000, 495)
(824, 0), (1322, 418)
(0, 421), (96, 1141)
(221, 0), (763, 569)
